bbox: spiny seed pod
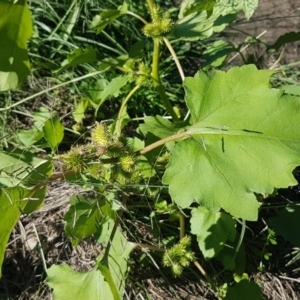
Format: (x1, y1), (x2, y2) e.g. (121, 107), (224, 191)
(150, 5), (162, 22)
(91, 123), (110, 147)
(184, 251), (195, 262)
(60, 145), (89, 173)
(106, 141), (124, 157)
(135, 62), (151, 86)
(110, 166), (128, 184)
(120, 155), (135, 173)
(143, 9), (173, 39)
(161, 15), (173, 33)
(143, 23), (162, 38)
(180, 236), (192, 248)
(171, 244), (185, 257)
(171, 263), (183, 277)
(87, 163), (104, 180)
(138, 62), (150, 76)
(96, 145), (107, 156)
(179, 256), (190, 267)
(162, 253), (172, 267)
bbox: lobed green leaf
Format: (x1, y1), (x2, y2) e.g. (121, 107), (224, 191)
(163, 65), (300, 220)
(174, 0), (258, 41)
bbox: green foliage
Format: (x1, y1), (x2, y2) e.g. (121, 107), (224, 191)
(64, 194), (115, 246)
(0, 187), (30, 278)
(81, 76), (130, 114)
(2, 0), (300, 299)
(268, 206), (300, 247)
(163, 65), (300, 221)
(43, 115), (65, 152)
(47, 264), (114, 300)
(223, 280), (263, 300)
(90, 2), (128, 33)
(18, 108), (62, 148)
(270, 31), (300, 51)
(97, 226), (136, 299)
(190, 207), (236, 259)
(47, 220), (136, 300)
(0, 0), (32, 91)
(202, 40), (235, 69)
(174, 0), (258, 41)
(56, 46), (97, 74)
(0, 150), (53, 187)
(178, 0), (216, 19)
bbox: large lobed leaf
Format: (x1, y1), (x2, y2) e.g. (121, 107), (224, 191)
(163, 65), (300, 220)
(174, 0), (258, 41)
(47, 264), (113, 300)
(0, 0), (32, 91)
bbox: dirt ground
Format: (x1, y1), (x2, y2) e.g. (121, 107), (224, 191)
(0, 1), (300, 300)
(225, 0), (300, 66)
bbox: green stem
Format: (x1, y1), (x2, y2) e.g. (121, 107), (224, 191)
(152, 39), (179, 121)
(193, 260), (212, 284)
(139, 132), (187, 155)
(116, 85), (141, 136)
(102, 194), (128, 261)
(29, 156), (120, 194)
(179, 212), (185, 240)
(146, 0), (154, 13)
(151, 39), (160, 84)
(126, 11), (148, 24)
(163, 37), (185, 81)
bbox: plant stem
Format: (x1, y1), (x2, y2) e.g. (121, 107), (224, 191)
(151, 39), (160, 84)
(139, 132), (187, 155)
(146, 0), (154, 13)
(116, 85), (141, 136)
(179, 212), (185, 240)
(193, 260), (212, 283)
(126, 11), (147, 24)
(151, 39), (179, 121)
(163, 37), (185, 81)
(102, 194), (129, 261)
(29, 157), (120, 194)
